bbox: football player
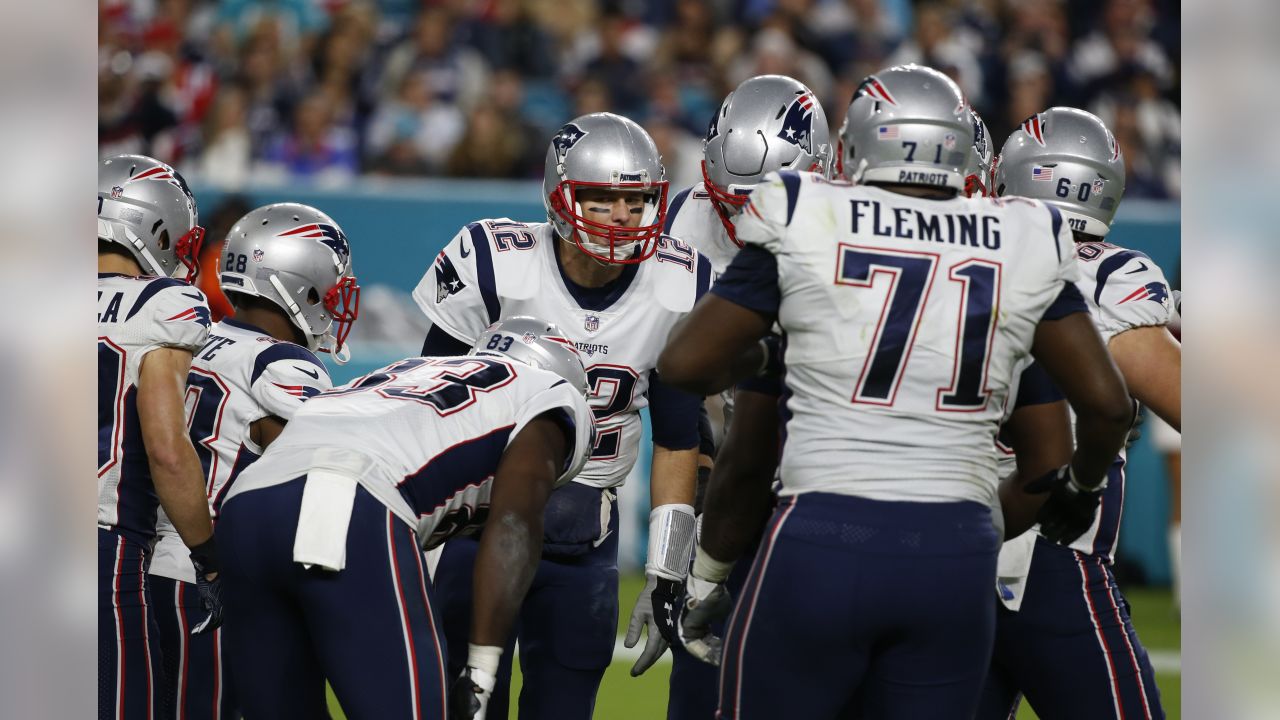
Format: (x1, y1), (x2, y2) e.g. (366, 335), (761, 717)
(147, 203), (359, 720)
(98, 154), (221, 718)
(976, 107), (1179, 720)
(661, 74), (833, 719)
(657, 65), (1134, 719)
(411, 112), (710, 718)
(217, 317), (595, 720)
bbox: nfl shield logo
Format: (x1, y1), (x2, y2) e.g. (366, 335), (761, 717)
(943, 133), (957, 150)
(110, 185), (124, 199)
(252, 248), (264, 262)
(522, 332), (536, 344)
(584, 314), (600, 332)
(1092, 178), (1105, 195)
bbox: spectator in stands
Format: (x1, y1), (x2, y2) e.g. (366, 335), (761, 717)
(489, 69), (548, 177)
(445, 103), (528, 178)
(194, 85), (253, 188)
(1003, 50), (1055, 142)
(379, 7), (491, 113)
(464, 0), (558, 79)
(580, 9), (648, 116)
(239, 31), (303, 157)
(887, 1), (984, 108)
(365, 73), (464, 175)
(806, 0), (902, 74)
(726, 26), (832, 107)
(1091, 64), (1180, 197)
(1067, 0), (1174, 103)
(256, 90), (359, 185)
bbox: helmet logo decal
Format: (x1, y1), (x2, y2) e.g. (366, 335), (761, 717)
(855, 76), (898, 107)
(279, 223), (351, 263)
(972, 116), (988, 157)
(252, 248), (264, 262)
(943, 133), (957, 150)
(521, 332), (537, 344)
(1031, 166), (1054, 181)
(434, 251), (467, 304)
(705, 108), (721, 142)
(776, 93), (817, 154)
(1117, 282), (1169, 308)
(110, 185), (124, 199)
(552, 122), (588, 163)
(1092, 178), (1106, 195)
(1021, 114), (1047, 147)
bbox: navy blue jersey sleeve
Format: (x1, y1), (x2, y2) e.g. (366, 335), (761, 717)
(1041, 281), (1089, 321)
(647, 369), (701, 450)
(1013, 361), (1064, 409)
(420, 323), (472, 357)
(709, 245), (781, 316)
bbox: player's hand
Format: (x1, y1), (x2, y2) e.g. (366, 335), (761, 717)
(1124, 399), (1144, 450)
(449, 666), (496, 720)
(624, 573), (679, 676)
(189, 538), (224, 635)
(1027, 465), (1105, 545)
(678, 572), (732, 666)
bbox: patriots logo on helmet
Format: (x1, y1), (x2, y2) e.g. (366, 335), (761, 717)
(1118, 282), (1170, 307)
(552, 123), (588, 163)
(777, 93), (817, 154)
(434, 252), (467, 303)
(279, 223), (351, 265)
(1021, 114), (1048, 147)
(854, 76), (898, 107)
(972, 116), (988, 156)
(706, 108), (721, 142)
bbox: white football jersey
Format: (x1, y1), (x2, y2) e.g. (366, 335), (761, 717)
(98, 274), (211, 546)
(730, 171), (1080, 505)
(224, 357), (595, 549)
(150, 318), (332, 583)
(665, 183), (740, 273)
(411, 219), (712, 488)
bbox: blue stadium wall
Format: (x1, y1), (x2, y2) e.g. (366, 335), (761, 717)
(194, 179), (1181, 585)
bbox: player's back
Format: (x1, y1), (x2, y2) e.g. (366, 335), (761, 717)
(150, 318), (331, 582)
(227, 356), (593, 548)
(98, 273), (210, 545)
(735, 173), (1078, 504)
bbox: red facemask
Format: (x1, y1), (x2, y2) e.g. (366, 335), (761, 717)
(323, 275), (360, 354)
(548, 179), (669, 264)
(175, 225), (206, 282)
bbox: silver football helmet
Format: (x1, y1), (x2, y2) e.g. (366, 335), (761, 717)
(995, 107), (1125, 237)
(220, 203), (360, 358)
(838, 64), (973, 190)
(702, 74), (834, 245)
(543, 112), (669, 264)
(965, 108), (994, 197)
(469, 316), (589, 398)
(98, 154), (204, 279)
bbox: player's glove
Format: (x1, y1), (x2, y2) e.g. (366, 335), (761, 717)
(1125, 405), (1145, 450)
(625, 573), (680, 676)
(189, 537), (224, 635)
(449, 666), (496, 720)
(1027, 465), (1106, 545)
(678, 571), (732, 666)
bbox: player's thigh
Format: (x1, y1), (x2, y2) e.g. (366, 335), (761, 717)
(1007, 547), (1164, 720)
(217, 481), (326, 719)
(306, 494), (449, 720)
(718, 502), (867, 720)
(99, 530), (164, 720)
(152, 576), (238, 720)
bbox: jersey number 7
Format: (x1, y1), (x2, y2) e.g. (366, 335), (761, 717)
(835, 245), (1001, 412)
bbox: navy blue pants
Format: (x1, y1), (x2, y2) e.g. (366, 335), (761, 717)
(151, 575), (239, 720)
(218, 478), (449, 720)
(977, 537), (1165, 720)
(99, 528), (164, 720)
(434, 491), (620, 720)
(718, 494), (1000, 720)
(667, 545), (755, 720)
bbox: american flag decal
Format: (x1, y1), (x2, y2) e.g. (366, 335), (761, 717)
(878, 125), (900, 140)
(1031, 166), (1054, 181)
(1021, 114), (1047, 147)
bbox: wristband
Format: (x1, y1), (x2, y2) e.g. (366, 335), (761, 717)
(1067, 466), (1107, 493)
(467, 643), (503, 679)
(646, 504), (696, 581)
(692, 545), (733, 584)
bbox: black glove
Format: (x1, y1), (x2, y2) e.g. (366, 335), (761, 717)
(651, 577), (684, 647)
(449, 666), (494, 720)
(758, 334), (784, 379)
(189, 538), (224, 635)
(1027, 466), (1105, 545)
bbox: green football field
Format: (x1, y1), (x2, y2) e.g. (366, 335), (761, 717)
(326, 574), (1180, 719)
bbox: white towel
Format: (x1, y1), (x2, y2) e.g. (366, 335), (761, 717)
(292, 469), (358, 571)
(995, 531), (1038, 611)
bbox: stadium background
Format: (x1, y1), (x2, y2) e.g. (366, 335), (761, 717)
(100, 0), (1181, 715)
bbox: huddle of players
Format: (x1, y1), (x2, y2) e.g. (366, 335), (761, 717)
(95, 61), (1178, 720)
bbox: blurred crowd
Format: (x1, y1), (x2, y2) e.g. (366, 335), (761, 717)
(98, 0), (1180, 198)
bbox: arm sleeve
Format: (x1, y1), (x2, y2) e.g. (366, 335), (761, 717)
(139, 282), (211, 358)
(411, 225), (497, 344)
(250, 344), (332, 421)
(1091, 252), (1174, 342)
(647, 369), (702, 450)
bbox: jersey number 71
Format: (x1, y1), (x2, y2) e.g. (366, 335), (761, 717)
(835, 245), (1001, 412)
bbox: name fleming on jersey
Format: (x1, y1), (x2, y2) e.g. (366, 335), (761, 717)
(850, 199), (1002, 250)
